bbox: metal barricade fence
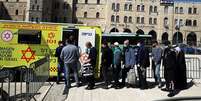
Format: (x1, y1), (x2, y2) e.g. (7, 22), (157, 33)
(0, 56), (50, 101)
(145, 55), (201, 79)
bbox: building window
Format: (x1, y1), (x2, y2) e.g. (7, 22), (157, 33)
(129, 4), (132, 11)
(97, 0), (100, 4)
(154, 6), (157, 13)
(141, 5), (145, 12)
(186, 19), (192, 26)
(129, 16), (132, 23)
(84, 12), (87, 18)
(32, 5), (35, 10)
(116, 3), (120, 11)
(154, 18), (157, 24)
(55, 2), (60, 9)
(111, 15), (115, 22)
(16, 0), (19, 2)
(164, 17), (168, 26)
(124, 16), (128, 23)
(116, 15), (119, 23)
(175, 7), (178, 13)
(37, 5), (39, 11)
(180, 19), (183, 26)
(149, 18), (152, 24)
(15, 10), (18, 15)
(85, 0), (88, 4)
(188, 7), (192, 14)
(193, 8), (197, 14)
(149, 6), (153, 13)
(112, 3), (115, 10)
(137, 17), (140, 23)
(137, 5), (140, 11)
(180, 7), (183, 13)
(35, 0), (37, 4)
(164, 6), (168, 14)
(193, 20), (197, 26)
(124, 4), (128, 11)
(175, 19), (178, 25)
(141, 17), (144, 24)
(96, 12), (100, 18)
(6, 0), (8, 2)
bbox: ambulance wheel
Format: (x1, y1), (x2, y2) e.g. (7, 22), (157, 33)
(23, 70), (35, 82)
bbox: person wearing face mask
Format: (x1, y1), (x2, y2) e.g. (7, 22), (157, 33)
(136, 40), (150, 90)
(121, 40), (136, 87)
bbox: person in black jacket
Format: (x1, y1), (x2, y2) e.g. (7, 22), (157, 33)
(162, 41), (177, 97)
(174, 46), (187, 90)
(136, 40), (150, 89)
(55, 41), (64, 84)
(85, 42), (97, 90)
(101, 42), (113, 89)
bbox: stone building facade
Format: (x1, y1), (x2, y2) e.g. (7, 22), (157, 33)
(76, 0), (201, 46)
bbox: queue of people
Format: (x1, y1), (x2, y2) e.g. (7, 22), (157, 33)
(55, 38), (187, 97)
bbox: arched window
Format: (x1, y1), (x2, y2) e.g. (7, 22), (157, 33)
(32, 5), (35, 10)
(96, 12), (100, 18)
(124, 4), (128, 10)
(141, 5), (145, 11)
(187, 32), (197, 46)
(193, 20), (197, 26)
(173, 32), (183, 44)
(154, 6), (157, 13)
(149, 6), (153, 13)
(84, 12), (87, 18)
(180, 7), (183, 13)
(124, 16), (128, 23)
(175, 7), (178, 13)
(112, 3), (115, 10)
(162, 32), (168, 43)
(97, 0), (100, 4)
(149, 17), (152, 24)
(129, 16), (132, 23)
(164, 17), (168, 26)
(116, 15), (119, 22)
(15, 10), (18, 15)
(85, 0), (88, 4)
(116, 3), (120, 11)
(164, 6), (168, 13)
(37, 5), (39, 11)
(111, 15), (115, 22)
(129, 4), (132, 11)
(31, 17), (34, 21)
(154, 18), (157, 24)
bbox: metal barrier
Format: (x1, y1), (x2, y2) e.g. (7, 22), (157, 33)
(0, 56), (50, 101)
(145, 55), (201, 79)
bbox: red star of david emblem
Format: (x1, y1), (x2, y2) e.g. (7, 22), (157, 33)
(48, 32), (55, 39)
(21, 47), (35, 63)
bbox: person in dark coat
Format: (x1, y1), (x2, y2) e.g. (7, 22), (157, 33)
(174, 47), (187, 90)
(136, 40), (150, 89)
(84, 42), (97, 90)
(101, 42), (113, 89)
(162, 41), (177, 97)
(55, 41), (64, 84)
(121, 40), (137, 87)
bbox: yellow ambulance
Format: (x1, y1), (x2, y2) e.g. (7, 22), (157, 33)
(0, 21), (102, 81)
